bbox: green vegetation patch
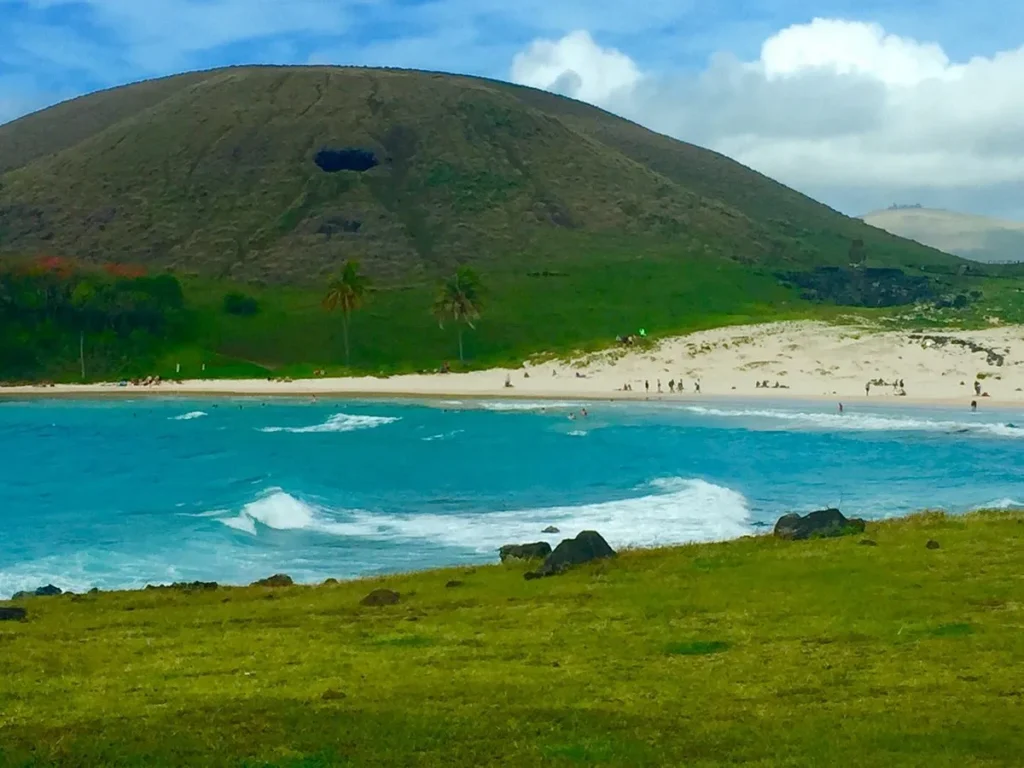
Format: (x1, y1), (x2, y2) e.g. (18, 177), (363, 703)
(929, 622), (976, 638)
(2, 511), (1023, 766)
(664, 640), (731, 656)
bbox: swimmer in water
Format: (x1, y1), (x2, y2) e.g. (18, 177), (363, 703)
(971, 400), (977, 412)
(838, 403), (844, 414)
(581, 407), (588, 418)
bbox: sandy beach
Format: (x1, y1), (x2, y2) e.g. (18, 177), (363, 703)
(3, 321), (1024, 406)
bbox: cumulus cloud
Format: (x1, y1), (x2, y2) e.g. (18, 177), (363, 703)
(511, 31), (641, 104)
(511, 20), (1024, 218)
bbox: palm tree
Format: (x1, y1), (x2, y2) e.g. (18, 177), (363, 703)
(433, 267), (483, 364)
(323, 260), (371, 366)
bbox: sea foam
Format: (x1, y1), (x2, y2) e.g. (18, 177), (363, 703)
(259, 413), (399, 434)
(686, 406), (1024, 438)
(478, 401), (581, 412)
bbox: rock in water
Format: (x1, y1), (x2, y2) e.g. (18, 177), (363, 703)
(773, 509), (866, 541)
(0, 606), (28, 621)
(542, 526), (560, 534)
(527, 531), (616, 579)
(499, 542), (553, 563)
(251, 574), (294, 587)
(360, 589), (400, 607)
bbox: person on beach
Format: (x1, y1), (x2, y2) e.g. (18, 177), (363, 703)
(669, 380), (675, 393)
(975, 380), (982, 396)
(695, 380), (701, 394)
(657, 379), (662, 393)
(865, 382), (871, 396)
(645, 380), (650, 393)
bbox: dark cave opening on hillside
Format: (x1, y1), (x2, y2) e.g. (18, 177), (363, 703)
(314, 148), (379, 173)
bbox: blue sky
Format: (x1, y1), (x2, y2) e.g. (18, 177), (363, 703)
(2, 0), (1023, 217)
(1, 0), (1015, 118)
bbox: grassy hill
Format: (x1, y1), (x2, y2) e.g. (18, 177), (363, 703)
(0, 66), (963, 284)
(1, 66), (998, 382)
(862, 207), (1024, 264)
(2, 510), (1022, 766)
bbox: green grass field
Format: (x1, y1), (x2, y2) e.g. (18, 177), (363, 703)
(2, 511), (1022, 767)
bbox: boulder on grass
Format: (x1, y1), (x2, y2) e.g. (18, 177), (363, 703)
(773, 509), (866, 541)
(0, 606), (28, 621)
(360, 588), (400, 607)
(526, 530), (616, 579)
(499, 542), (552, 563)
(12, 584), (63, 600)
(251, 574), (294, 587)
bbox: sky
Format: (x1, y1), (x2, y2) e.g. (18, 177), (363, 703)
(2, 0), (1023, 219)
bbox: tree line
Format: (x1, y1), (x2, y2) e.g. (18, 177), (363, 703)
(323, 260), (483, 366)
(0, 256), (187, 379)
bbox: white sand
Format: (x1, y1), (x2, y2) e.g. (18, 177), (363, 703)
(3, 321), (1024, 406)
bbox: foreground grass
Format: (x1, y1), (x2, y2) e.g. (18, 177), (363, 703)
(2, 511), (1023, 767)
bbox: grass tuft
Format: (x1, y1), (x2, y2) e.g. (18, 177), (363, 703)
(664, 640), (731, 656)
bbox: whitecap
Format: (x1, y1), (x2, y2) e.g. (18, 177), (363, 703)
(567, 430), (588, 437)
(478, 401), (581, 412)
(422, 430), (465, 442)
(171, 411), (207, 421)
(973, 497), (1024, 510)
(685, 406), (1024, 438)
(259, 413), (399, 434)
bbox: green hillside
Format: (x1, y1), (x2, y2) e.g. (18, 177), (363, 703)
(1, 66), (999, 382)
(0, 65), (963, 284)
(2, 511), (1022, 766)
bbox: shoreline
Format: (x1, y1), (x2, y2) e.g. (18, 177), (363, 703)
(3, 321), (1023, 408)
(2, 509), (1018, 602)
(0, 385), (1013, 411)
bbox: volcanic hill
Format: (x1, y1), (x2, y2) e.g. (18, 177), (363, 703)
(0, 65), (962, 284)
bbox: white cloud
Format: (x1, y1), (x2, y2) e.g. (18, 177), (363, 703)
(756, 18), (950, 86)
(510, 19), (1024, 218)
(511, 30), (640, 105)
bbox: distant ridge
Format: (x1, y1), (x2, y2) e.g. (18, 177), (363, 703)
(862, 207), (1024, 264)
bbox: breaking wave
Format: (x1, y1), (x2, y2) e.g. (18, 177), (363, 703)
(478, 401), (581, 412)
(171, 411), (207, 421)
(259, 413), (399, 434)
(215, 478), (752, 551)
(685, 406), (1024, 438)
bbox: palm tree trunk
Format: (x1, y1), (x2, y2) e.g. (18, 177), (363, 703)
(79, 330), (85, 380)
(457, 327), (464, 363)
(342, 312), (351, 366)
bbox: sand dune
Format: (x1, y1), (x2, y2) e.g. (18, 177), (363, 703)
(4, 321), (1023, 406)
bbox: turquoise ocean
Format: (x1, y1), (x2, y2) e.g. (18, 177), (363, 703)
(1, 397), (1022, 598)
